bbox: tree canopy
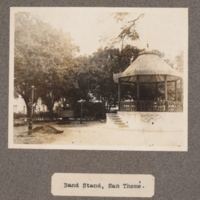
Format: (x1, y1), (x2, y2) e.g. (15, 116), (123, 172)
(14, 12), (79, 115)
(72, 45), (140, 111)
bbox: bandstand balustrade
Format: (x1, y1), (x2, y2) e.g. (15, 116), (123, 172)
(119, 100), (183, 112)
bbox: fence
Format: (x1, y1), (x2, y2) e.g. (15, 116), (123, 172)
(120, 101), (183, 112)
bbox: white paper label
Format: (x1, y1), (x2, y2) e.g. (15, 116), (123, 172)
(51, 173), (155, 197)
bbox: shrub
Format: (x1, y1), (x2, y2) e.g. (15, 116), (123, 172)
(13, 112), (27, 119)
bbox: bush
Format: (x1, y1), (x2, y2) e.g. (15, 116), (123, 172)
(14, 112), (27, 119)
(73, 102), (104, 119)
(33, 111), (58, 121)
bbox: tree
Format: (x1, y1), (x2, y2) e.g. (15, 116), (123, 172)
(164, 59), (174, 68)
(174, 51), (184, 72)
(72, 14), (144, 113)
(73, 45), (140, 113)
(114, 13), (144, 49)
(100, 13), (144, 50)
(14, 12), (79, 117)
(52, 55), (94, 109)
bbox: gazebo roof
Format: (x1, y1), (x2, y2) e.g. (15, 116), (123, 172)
(114, 51), (183, 83)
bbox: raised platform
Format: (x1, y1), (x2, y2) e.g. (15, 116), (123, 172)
(106, 111), (183, 132)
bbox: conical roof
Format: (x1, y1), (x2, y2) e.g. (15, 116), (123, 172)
(114, 51), (182, 83)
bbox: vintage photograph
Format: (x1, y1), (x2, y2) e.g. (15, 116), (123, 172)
(9, 7), (188, 151)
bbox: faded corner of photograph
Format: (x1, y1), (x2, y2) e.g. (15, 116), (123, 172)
(10, 7), (188, 151)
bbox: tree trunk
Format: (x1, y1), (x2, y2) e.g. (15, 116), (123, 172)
(21, 95), (30, 117)
(46, 101), (55, 120)
(49, 108), (54, 120)
(102, 100), (106, 119)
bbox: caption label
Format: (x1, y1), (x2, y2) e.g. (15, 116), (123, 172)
(51, 173), (155, 197)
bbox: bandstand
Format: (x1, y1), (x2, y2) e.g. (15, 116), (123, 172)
(106, 50), (184, 132)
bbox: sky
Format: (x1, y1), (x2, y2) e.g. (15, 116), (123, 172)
(12, 7), (188, 60)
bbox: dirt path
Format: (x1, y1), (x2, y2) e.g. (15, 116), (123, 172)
(13, 121), (185, 150)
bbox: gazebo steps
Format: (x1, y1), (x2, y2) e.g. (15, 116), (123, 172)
(106, 113), (128, 128)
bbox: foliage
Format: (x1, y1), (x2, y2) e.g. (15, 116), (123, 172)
(174, 51), (184, 72)
(13, 112), (27, 119)
(33, 111), (58, 121)
(111, 12), (130, 23)
(14, 12), (79, 116)
(107, 13), (144, 50)
(60, 13), (144, 111)
(73, 102), (103, 119)
(71, 45), (140, 111)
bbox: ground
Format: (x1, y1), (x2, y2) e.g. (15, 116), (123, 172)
(12, 120), (186, 151)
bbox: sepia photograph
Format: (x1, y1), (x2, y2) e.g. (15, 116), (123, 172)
(9, 7), (188, 151)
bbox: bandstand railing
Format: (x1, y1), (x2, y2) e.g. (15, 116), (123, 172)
(120, 101), (137, 111)
(139, 101), (166, 112)
(168, 101), (183, 112)
(120, 101), (183, 112)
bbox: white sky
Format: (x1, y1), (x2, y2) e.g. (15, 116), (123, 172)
(12, 7), (188, 60)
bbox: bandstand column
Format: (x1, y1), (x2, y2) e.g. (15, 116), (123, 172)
(137, 75), (140, 111)
(180, 78), (183, 103)
(156, 83), (158, 98)
(137, 75), (140, 100)
(164, 75), (168, 111)
(175, 80), (177, 101)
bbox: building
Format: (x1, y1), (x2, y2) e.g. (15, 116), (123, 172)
(34, 97), (48, 113)
(13, 96), (48, 114)
(106, 49), (184, 132)
(13, 96), (27, 114)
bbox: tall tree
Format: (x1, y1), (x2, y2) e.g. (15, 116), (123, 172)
(14, 12), (78, 116)
(74, 45), (140, 112)
(61, 56), (93, 108)
(77, 14), (145, 112)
